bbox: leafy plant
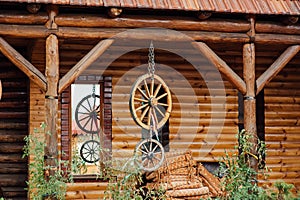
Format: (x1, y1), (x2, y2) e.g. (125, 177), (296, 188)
(23, 123), (72, 200)
(218, 129), (298, 200)
(103, 155), (166, 200)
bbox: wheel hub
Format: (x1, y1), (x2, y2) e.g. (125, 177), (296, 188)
(147, 151), (154, 159)
(148, 97), (158, 107)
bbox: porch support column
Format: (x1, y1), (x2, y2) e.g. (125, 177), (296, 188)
(44, 34), (59, 177)
(243, 41), (257, 170)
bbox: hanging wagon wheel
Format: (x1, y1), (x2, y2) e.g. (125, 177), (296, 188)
(134, 138), (165, 172)
(75, 94), (100, 134)
(80, 140), (100, 163)
(130, 73), (172, 130)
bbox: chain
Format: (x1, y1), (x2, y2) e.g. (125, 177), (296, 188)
(148, 41), (155, 80)
(92, 84), (95, 96)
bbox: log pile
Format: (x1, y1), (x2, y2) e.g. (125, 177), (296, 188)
(145, 151), (223, 199)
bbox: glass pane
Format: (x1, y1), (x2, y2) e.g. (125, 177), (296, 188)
(71, 84), (101, 175)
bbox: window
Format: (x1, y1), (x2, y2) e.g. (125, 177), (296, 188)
(60, 76), (112, 176)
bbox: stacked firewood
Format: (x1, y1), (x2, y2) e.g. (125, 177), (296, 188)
(145, 151), (223, 199)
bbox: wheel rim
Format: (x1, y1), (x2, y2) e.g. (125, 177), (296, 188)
(130, 74), (172, 130)
(80, 140), (100, 163)
(134, 138), (165, 172)
(75, 94), (100, 134)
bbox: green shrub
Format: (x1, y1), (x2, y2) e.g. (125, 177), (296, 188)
(23, 123), (72, 200)
(218, 130), (297, 200)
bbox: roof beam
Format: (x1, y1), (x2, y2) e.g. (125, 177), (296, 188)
(0, 37), (47, 91)
(192, 42), (247, 95)
(256, 45), (300, 95)
(58, 39), (114, 94)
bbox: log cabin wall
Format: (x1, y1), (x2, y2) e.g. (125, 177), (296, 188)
(95, 48), (239, 162)
(0, 55), (28, 199)
(263, 55), (300, 190)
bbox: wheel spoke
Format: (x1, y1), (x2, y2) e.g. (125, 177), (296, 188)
(153, 155), (161, 162)
(153, 84), (162, 97)
(147, 159), (151, 168)
(142, 143), (149, 153)
(78, 111), (90, 115)
(154, 105), (165, 117)
(82, 151), (90, 155)
(78, 115), (90, 122)
(140, 106), (150, 121)
(94, 116), (99, 131)
(83, 117), (92, 129)
(150, 158), (155, 167)
(156, 92), (168, 101)
(138, 148), (148, 155)
(144, 80), (151, 97)
(93, 96), (96, 110)
(136, 103), (148, 111)
(86, 98), (92, 111)
(80, 104), (91, 113)
(142, 158), (147, 165)
(90, 117), (94, 132)
(150, 78), (154, 96)
(137, 87), (148, 99)
(154, 151), (162, 155)
(157, 102), (169, 107)
(152, 144), (159, 152)
(149, 141), (153, 152)
(147, 109), (151, 126)
(134, 97), (148, 103)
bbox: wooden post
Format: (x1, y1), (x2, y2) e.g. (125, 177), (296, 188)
(44, 34), (59, 178)
(243, 42), (257, 170)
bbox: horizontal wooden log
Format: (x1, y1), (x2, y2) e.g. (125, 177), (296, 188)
(266, 156), (300, 164)
(0, 163), (27, 174)
(56, 14), (250, 33)
(0, 10), (48, 24)
(255, 33), (300, 45)
(0, 153), (26, 163)
(0, 134), (26, 143)
(66, 182), (108, 191)
(0, 174), (27, 187)
(0, 143), (24, 153)
(0, 122), (27, 129)
(0, 24), (249, 42)
(1, 23), (300, 44)
(0, 112), (28, 119)
(1, 187), (27, 198)
(66, 190), (105, 199)
(256, 21), (300, 35)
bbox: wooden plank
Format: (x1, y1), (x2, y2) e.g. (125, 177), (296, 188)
(192, 42), (246, 94)
(0, 37), (47, 91)
(256, 45), (300, 94)
(44, 34), (59, 178)
(58, 39), (114, 93)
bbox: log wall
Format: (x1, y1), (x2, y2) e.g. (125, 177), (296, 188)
(263, 61), (300, 191)
(0, 57), (28, 199)
(94, 48), (240, 162)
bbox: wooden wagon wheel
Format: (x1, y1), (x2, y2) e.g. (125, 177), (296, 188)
(134, 138), (165, 172)
(75, 94), (100, 134)
(130, 73), (172, 130)
(80, 140), (100, 163)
